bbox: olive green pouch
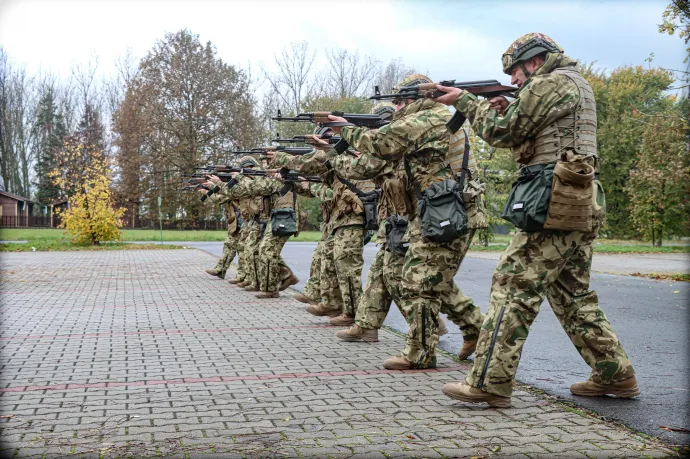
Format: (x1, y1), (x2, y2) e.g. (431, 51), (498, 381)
(501, 163), (554, 232)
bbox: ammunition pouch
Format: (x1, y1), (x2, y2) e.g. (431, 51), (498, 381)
(385, 214), (410, 256)
(502, 163), (554, 231)
(417, 179), (468, 242)
(259, 220), (268, 238)
(543, 161), (595, 232)
(337, 177), (380, 231)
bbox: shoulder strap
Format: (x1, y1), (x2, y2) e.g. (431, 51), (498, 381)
(457, 129), (471, 190)
(403, 155), (423, 200)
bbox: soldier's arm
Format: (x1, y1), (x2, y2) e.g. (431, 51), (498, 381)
(340, 108), (448, 162)
(454, 74), (579, 148)
(272, 150), (331, 175)
(331, 151), (391, 180)
(310, 182), (334, 201)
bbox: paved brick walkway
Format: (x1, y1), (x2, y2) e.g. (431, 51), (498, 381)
(0, 250), (678, 458)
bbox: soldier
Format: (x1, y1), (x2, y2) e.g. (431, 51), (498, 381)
(268, 127), (371, 326)
(432, 33), (638, 407)
(203, 192), (240, 280)
(328, 75), (486, 370)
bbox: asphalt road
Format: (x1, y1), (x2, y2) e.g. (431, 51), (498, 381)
(177, 241), (689, 446)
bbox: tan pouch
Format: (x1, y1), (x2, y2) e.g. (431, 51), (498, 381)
(544, 161), (595, 232)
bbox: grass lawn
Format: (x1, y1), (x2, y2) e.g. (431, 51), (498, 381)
(0, 241), (183, 252)
(2, 228), (688, 253)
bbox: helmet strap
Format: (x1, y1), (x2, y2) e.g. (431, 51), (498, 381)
(519, 61), (532, 79)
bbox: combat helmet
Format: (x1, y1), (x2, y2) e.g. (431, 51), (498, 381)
(238, 155), (260, 169)
(393, 73), (433, 93)
(502, 33), (563, 75)
(371, 102), (395, 118)
(314, 125), (333, 137)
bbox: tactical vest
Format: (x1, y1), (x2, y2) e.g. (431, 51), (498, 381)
(516, 67), (598, 167)
(225, 203), (238, 233)
(238, 196), (261, 220)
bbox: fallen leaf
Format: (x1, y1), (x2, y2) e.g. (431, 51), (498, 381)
(491, 445), (502, 453)
(659, 425), (690, 433)
(673, 290), (680, 294)
(0, 415), (15, 419)
(406, 435), (415, 439)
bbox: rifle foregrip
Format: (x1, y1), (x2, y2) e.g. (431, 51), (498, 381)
(200, 194), (208, 202)
(446, 111), (466, 134)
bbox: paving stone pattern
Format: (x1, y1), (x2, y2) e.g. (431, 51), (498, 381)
(0, 250), (678, 458)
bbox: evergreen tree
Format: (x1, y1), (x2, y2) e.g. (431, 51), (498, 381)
(33, 89), (67, 205)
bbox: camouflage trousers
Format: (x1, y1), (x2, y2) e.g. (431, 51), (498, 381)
(257, 220), (293, 293)
(302, 226), (328, 303)
(213, 229), (240, 278)
(355, 245), (407, 329)
(466, 217), (635, 397)
(319, 234), (344, 312)
(333, 225), (365, 317)
(238, 220), (261, 287)
(400, 219), (485, 367)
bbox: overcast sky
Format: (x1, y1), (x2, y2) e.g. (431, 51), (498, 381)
(0, 0), (686, 90)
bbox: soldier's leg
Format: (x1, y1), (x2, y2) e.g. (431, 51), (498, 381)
(354, 247), (392, 329)
(220, 233), (239, 278)
(437, 229), (484, 342)
(302, 237), (325, 303)
(382, 249), (406, 316)
(333, 226), (365, 317)
(396, 219), (480, 368)
(243, 221), (262, 289)
(256, 221), (291, 293)
(307, 234), (343, 315)
(464, 229), (589, 397)
(207, 232), (231, 276)
(228, 224), (248, 282)
(546, 223), (634, 386)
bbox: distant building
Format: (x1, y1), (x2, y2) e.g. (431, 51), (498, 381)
(0, 190), (35, 226)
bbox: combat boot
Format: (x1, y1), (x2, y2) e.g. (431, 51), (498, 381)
(570, 376), (640, 398)
(255, 291), (279, 299)
(227, 278), (244, 285)
(442, 383), (511, 408)
(205, 267), (222, 277)
(244, 285), (259, 292)
(294, 293), (317, 305)
(279, 274), (299, 291)
(383, 355), (437, 370)
(236, 280), (250, 288)
(336, 325), (378, 342)
(438, 319), (448, 336)
(457, 339), (478, 360)
(329, 314), (355, 326)
(305, 303), (341, 317)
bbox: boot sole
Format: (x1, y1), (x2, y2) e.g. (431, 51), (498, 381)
(570, 384), (641, 398)
(442, 388), (511, 408)
(336, 335), (379, 343)
(305, 308), (341, 318)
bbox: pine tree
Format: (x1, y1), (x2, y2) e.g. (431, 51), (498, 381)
(33, 89), (67, 205)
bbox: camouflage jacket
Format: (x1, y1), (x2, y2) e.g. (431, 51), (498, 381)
(339, 99), (453, 216)
(207, 193), (240, 233)
(453, 53), (581, 150)
(272, 149), (369, 234)
(217, 174), (299, 220)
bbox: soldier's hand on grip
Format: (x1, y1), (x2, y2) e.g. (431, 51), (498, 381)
(430, 85), (464, 106)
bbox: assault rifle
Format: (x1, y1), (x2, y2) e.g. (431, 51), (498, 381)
(231, 146), (314, 155)
(272, 110), (391, 128)
(193, 167), (321, 182)
(273, 134), (342, 145)
(369, 79), (516, 133)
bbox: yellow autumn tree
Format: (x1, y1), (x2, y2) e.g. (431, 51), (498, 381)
(50, 138), (126, 245)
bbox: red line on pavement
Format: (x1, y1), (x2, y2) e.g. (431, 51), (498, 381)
(0, 324), (332, 341)
(1, 301), (276, 312)
(0, 366), (467, 393)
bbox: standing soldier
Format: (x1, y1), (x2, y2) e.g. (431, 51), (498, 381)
(328, 75), (485, 370)
(203, 192), (241, 280)
(432, 33), (638, 407)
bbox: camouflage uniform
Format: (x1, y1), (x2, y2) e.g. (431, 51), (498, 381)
(454, 40), (634, 397)
(338, 99), (486, 365)
(217, 174), (298, 292)
(273, 150), (369, 317)
(209, 196), (241, 278)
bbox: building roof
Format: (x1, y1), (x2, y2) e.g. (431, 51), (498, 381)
(0, 190), (34, 203)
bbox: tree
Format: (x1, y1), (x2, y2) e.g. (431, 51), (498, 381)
(582, 64), (675, 237)
(51, 138), (125, 245)
(374, 58), (417, 94)
(627, 101), (689, 245)
(659, 0), (690, 61)
(261, 42), (317, 115)
(32, 89), (67, 205)
(320, 48), (380, 98)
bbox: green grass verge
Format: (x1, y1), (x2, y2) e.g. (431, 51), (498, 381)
(0, 241), (184, 252)
(630, 272), (690, 282)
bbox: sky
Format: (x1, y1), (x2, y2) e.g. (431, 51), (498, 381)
(0, 0), (686, 91)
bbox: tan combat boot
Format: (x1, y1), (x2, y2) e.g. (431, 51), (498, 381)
(442, 382), (511, 408)
(384, 355), (437, 370)
(279, 274), (299, 291)
(438, 319), (448, 337)
(329, 314), (355, 326)
(336, 325), (379, 342)
(457, 339), (478, 360)
(227, 278), (244, 285)
(205, 267), (222, 277)
(236, 281), (250, 288)
(294, 293), (317, 305)
(255, 291), (279, 299)
(570, 376), (640, 398)
(304, 303), (341, 317)
(244, 285), (259, 292)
